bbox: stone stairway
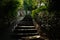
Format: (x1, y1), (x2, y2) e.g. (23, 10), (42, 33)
(12, 15), (42, 40)
(13, 26), (40, 39)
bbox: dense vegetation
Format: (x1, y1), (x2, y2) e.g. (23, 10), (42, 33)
(24, 0), (60, 40)
(0, 0), (23, 28)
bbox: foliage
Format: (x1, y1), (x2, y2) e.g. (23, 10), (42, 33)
(0, 0), (22, 21)
(31, 0), (60, 39)
(31, 0), (56, 39)
(0, 0), (23, 28)
(23, 0), (38, 11)
(18, 0), (24, 9)
(31, 5), (47, 18)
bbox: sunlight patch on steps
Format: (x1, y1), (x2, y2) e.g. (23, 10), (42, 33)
(22, 35), (40, 39)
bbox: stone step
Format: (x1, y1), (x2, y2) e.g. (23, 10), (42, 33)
(14, 30), (37, 33)
(18, 21), (34, 26)
(18, 35), (44, 40)
(14, 29), (37, 33)
(16, 33), (38, 35)
(22, 15), (33, 21)
(15, 29), (37, 30)
(13, 33), (39, 39)
(15, 26), (35, 29)
(19, 26), (35, 27)
(21, 35), (40, 39)
(14, 29), (37, 32)
(18, 38), (44, 40)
